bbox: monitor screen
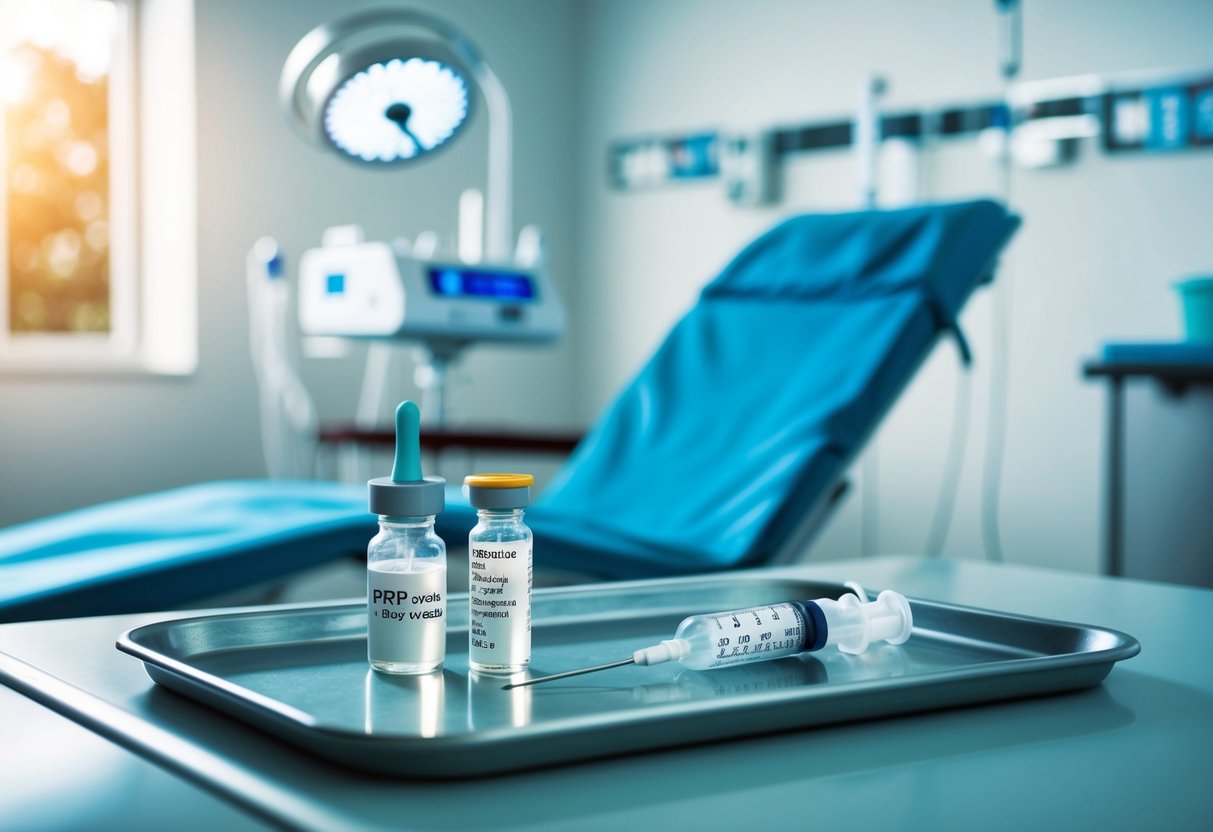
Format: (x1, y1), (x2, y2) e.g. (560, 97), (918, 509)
(427, 267), (536, 302)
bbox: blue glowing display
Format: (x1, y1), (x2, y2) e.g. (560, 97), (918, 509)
(427, 267), (536, 302)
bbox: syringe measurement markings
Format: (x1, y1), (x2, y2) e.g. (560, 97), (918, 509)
(716, 637), (800, 659)
(711, 605), (780, 629)
(708, 603), (810, 665)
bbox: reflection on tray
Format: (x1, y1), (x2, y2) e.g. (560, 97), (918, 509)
(364, 670), (445, 737)
(468, 670), (533, 730)
(522, 646), (914, 706)
(630, 656), (828, 704)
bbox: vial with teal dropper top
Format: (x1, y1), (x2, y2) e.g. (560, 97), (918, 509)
(367, 401), (447, 674)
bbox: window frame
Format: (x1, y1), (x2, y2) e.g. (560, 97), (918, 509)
(0, 0), (196, 375)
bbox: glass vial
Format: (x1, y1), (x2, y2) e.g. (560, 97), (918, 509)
(367, 516), (447, 674)
(465, 474), (534, 674)
(366, 400), (447, 675)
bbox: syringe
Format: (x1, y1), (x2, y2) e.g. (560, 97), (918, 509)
(503, 585), (912, 689)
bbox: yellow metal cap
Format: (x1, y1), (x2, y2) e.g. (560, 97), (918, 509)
(463, 473), (535, 489)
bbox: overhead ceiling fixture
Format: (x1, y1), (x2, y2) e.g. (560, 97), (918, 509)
(279, 7), (513, 257)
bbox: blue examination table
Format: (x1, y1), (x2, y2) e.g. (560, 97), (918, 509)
(0, 200), (1019, 621)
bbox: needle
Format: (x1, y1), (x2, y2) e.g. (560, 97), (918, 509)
(502, 658), (635, 689)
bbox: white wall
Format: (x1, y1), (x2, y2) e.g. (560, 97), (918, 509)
(572, 0), (1213, 573)
(0, 0), (579, 526)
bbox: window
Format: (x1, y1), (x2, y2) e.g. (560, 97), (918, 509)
(0, 0), (195, 373)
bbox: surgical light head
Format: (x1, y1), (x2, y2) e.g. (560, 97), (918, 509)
(279, 5), (517, 262)
(324, 57), (469, 163)
(280, 8), (485, 166)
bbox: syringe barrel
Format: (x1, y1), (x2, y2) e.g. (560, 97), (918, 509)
(672, 602), (811, 670)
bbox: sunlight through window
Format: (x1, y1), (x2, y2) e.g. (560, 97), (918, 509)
(2, 0), (117, 336)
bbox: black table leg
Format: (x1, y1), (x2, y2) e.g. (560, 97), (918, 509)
(1106, 377), (1125, 577)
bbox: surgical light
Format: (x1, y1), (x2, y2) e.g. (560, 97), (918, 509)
(279, 7), (514, 256)
(323, 57), (469, 163)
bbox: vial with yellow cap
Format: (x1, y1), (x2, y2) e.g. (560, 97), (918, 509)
(465, 473), (534, 674)
(366, 401), (446, 675)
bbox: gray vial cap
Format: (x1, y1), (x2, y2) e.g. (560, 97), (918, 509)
(368, 475), (445, 518)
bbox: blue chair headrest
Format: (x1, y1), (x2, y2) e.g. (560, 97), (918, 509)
(703, 199), (1019, 319)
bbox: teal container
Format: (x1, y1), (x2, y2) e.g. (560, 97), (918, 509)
(1176, 276), (1213, 342)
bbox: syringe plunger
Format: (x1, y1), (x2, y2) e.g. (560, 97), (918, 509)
(815, 590), (913, 655)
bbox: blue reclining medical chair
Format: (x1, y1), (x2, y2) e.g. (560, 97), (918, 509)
(0, 199), (1019, 622)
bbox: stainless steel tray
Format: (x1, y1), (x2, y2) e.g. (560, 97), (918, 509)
(117, 574), (1139, 779)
